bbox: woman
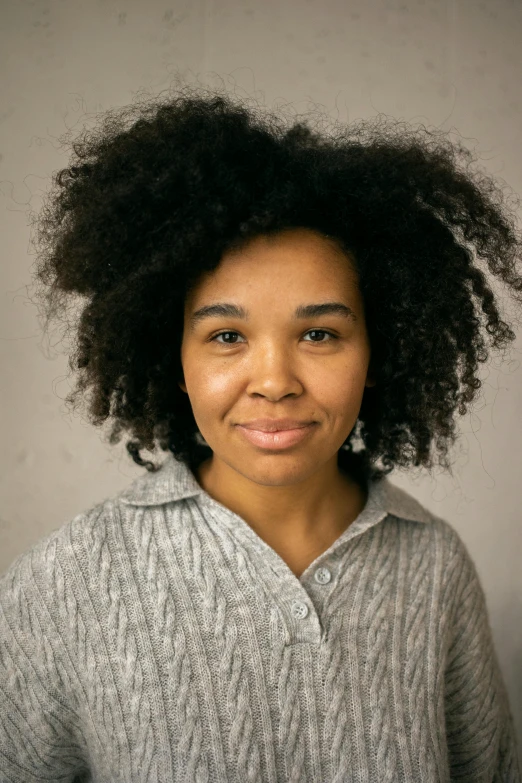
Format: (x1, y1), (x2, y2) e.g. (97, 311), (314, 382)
(1, 83), (521, 781)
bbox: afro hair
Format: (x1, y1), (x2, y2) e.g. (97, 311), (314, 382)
(31, 82), (522, 486)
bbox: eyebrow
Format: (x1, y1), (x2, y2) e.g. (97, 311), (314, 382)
(189, 301), (357, 332)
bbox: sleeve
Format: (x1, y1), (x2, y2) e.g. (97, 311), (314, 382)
(444, 529), (521, 782)
(0, 541), (88, 782)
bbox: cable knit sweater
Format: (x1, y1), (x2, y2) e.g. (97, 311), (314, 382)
(0, 453), (520, 783)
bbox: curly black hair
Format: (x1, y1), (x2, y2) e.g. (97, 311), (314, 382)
(30, 82), (522, 487)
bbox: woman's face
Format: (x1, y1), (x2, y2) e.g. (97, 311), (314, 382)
(178, 227), (375, 486)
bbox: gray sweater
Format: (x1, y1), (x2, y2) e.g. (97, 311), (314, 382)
(0, 454), (519, 782)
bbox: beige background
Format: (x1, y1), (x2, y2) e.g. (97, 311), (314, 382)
(1, 0), (521, 749)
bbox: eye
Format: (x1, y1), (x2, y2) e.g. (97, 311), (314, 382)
(210, 329), (338, 344)
(303, 329), (338, 343)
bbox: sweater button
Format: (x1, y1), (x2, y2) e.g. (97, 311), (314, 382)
(291, 600), (309, 619)
(314, 567), (332, 584)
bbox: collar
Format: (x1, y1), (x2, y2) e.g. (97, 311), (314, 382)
(119, 453), (431, 524)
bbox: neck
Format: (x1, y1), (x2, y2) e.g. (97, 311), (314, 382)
(195, 455), (368, 572)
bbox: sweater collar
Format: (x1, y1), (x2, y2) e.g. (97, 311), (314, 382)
(119, 453), (431, 524)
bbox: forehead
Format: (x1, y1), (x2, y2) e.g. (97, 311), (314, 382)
(223, 228), (355, 272)
(186, 229), (359, 304)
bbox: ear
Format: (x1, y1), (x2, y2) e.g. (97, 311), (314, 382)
(178, 379), (187, 393)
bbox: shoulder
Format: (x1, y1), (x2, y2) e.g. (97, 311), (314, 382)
(0, 495), (120, 609)
(379, 479), (481, 586)
(0, 493), (138, 694)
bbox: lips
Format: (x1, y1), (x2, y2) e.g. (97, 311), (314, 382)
(236, 422), (317, 450)
(238, 418), (314, 432)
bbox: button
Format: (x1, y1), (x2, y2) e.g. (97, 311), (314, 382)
(291, 600), (309, 619)
(314, 567), (332, 584)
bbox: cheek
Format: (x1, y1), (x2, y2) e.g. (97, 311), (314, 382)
(186, 363), (238, 405)
(323, 360), (369, 406)
(327, 377), (360, 408)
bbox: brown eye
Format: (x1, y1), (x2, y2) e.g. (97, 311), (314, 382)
(211, 331), (243, 344)
(303, 330), (337, 343)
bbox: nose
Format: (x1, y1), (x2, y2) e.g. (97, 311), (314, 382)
(244, 342), (303, 399)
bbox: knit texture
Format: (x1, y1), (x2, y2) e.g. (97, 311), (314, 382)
(0, 453), (520, 782)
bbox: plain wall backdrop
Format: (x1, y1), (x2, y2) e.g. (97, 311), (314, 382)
(1, 0), (521, 752)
